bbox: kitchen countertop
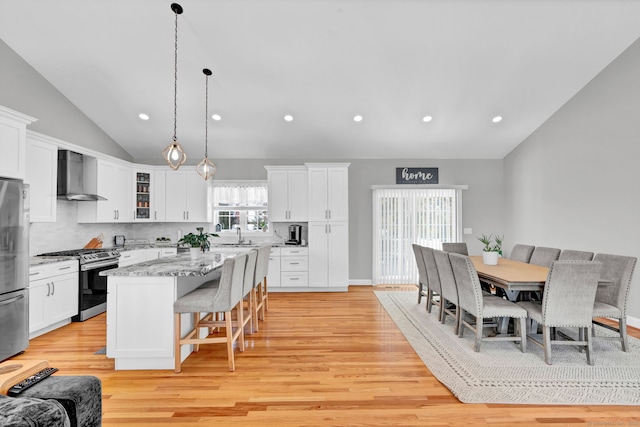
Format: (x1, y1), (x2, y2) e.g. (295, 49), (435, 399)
(100, 251), (242, 277)
(30, 256), (79, 267)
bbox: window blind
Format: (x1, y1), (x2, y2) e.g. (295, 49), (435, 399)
(372, 187), (461, 285)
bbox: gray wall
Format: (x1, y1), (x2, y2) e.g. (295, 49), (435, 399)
(504, 38), (640, 321)
(0, 40), (132, 161)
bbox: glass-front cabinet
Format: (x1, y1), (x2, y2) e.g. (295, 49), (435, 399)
(135, 171), (152, 221)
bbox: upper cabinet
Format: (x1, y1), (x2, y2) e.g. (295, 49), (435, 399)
(164, 169), (208, 222)
(25, 132), (57, 222)
(265, 166), (308, 222)
(78, 158), (132, 223)
(153, 169), (167, 222)
(306, 163), (350, 222)
(0, 106), (36, 180)
(132, 168), (153, 222)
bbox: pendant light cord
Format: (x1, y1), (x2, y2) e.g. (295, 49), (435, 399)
(204, 72), (209, 158)
(173, 8), (178, 142)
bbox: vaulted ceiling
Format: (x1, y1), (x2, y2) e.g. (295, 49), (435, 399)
(1, 0), (639, 162)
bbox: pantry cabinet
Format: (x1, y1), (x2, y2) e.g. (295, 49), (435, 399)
(265, 166), (308, 222)
(306, 163), (349, 222)
(28, 260), (79, 338)
(308, 221), (349, 289)
(0, 106), (36, 180)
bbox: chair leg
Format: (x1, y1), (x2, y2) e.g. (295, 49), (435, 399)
(193, 313), (201, 352)
(474, 317), (482, 352)
(251, 288), (260, 332)
(263, 275), (269, 312)
(543, 326), (552, 365)
(426, 288), (433, 313)
(236, 304), (245, 353)
(518, 317), (527, 352)
(418, 283), (423, 304)
(458, 308), (465, 338)
(620, 317), (629, 352)
(454, 305), (461, 336)
(174, 313), (182, 373)
(585, 327), (594, 365)
(225, 311), (235, 372)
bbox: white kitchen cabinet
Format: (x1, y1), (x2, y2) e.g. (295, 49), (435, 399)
(118, 250), (143, 267)
(265, 166), (308, 222)
(0, 106), (36, 180)
(306, 163), (349, 222)
(77, 158), (133, 223)
(279, 246), (308, 287)
(164, 170), (208, 222)
(28, 260), (79, 338)
(25, 133), (57, 222)
(133, 168), (153, 221)
(153, 170), (166, 222)
(308, 221), (349, 289)
(267, 247), (281, 287)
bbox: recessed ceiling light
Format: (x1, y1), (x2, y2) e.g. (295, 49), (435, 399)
(353, 115), (363, 122)
(138, 113), (149, 121)
(211, 114), (221, 121)
(422, 115), (433, 122)
(492, 116), (503, 123)
(284, 115), (293, 122)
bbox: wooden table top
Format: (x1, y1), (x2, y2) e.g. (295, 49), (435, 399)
(470, 256), (549, 286)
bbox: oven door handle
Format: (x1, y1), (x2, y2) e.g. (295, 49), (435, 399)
(0, 294), (24, 306)
(81, 260), (119, 271)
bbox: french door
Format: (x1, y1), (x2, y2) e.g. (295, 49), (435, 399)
(372, 187), (461, 285)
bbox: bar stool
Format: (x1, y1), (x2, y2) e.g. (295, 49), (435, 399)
(173, 253), (247, 373)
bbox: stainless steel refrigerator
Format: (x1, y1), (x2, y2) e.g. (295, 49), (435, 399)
(0, 178), (29, 362)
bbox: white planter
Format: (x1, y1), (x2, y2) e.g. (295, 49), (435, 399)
(189, 247), (201, 259)
(482, 251), (499, 265)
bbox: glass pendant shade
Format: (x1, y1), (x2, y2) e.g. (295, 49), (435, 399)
(196, 157), (216, 180)
(163, 140), (187, 170)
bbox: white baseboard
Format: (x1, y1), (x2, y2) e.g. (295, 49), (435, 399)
(627, 315), (640, 329)
(349, 279), (372, 286)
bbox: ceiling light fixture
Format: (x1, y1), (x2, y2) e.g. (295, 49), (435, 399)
(353, 115), (363, 122)
(422, 115), (433, 122)
(211, 114), (221, 121)
(492, 116), (503, 123)
(162, 3), (187, 170)
(284, 115), (293, 122)
(139, 113), (149, 121)
(196, 68), (216, 180)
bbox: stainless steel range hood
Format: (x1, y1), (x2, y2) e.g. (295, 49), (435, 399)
(57, 150), (107, 201)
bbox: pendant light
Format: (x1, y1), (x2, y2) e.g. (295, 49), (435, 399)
(162, 3), (187, 170)
(196, 68), (216, 180)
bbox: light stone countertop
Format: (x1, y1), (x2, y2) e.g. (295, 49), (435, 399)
(30, 256), (79, 268)
(99, 251), (242, 277)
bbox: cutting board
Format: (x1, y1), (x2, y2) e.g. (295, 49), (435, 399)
(0, 360), (50, 395)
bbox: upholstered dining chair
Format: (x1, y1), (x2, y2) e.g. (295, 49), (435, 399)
(449, 253), (527, 352)
(517, 260), (601, 365)
(509, 244), (535, 263)
(421, 246), (442, 318)
(433, 249), (460, 334)
(173, 253), (247, 373)
(591, 253), (637, 351)
(241, 249), (258, 334)
(528, 246), (561, 268)
(558, 249), (594, 261)
(254, 245), (271, 324)
(442, 242), (469, 256)
(412, 244), (429, 304)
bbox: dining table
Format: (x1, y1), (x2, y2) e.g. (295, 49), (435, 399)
(470, 256), (549, 302)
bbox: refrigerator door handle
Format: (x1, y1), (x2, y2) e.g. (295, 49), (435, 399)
(0, 293), (24, 306)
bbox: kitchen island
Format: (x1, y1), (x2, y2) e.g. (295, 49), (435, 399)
(100, 251), (240, 370)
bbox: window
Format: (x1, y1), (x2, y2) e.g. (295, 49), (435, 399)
(211, 181), (269, 233)
(372, 187), (462, 285)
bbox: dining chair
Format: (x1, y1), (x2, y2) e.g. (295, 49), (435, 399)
(558, 249), (594, 261)
(433, 249), (460, 334)
(528, 246), (561, 268)
(173, 253), (247, 373)
(241, 249), (258, 334)
(442, 242), (469, 256)
(421, 246), (442, 318)
(412, 244), (429, 304)
(254, 245), (271, 323)
(449, 253), (527, 352)
(509, 244), (535, 263)
(517, 260), (601, 365)
(591, 253), (637, 351)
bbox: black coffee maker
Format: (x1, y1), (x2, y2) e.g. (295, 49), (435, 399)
(286, 224), (302, 245)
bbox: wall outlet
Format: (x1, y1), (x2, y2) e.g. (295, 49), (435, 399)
(463, 228), (472, 235)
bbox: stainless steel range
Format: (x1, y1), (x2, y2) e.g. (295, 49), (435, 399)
(37, 248), (120, 321)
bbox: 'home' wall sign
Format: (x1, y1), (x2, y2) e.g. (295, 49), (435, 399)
(396, 167), (439, 184)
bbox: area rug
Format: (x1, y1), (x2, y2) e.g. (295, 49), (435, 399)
(375, 291), (640, 405)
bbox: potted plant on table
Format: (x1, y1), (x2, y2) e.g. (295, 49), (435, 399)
(477, 233), (503, 265)
(178, 227), (219, 259)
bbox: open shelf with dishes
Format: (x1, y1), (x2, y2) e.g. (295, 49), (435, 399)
(135, 172), (151, 220)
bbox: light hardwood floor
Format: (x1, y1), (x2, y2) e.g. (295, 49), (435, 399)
(13, 286), (640, 426)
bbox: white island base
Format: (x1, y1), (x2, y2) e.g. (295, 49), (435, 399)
(106, 274), (214, 370)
